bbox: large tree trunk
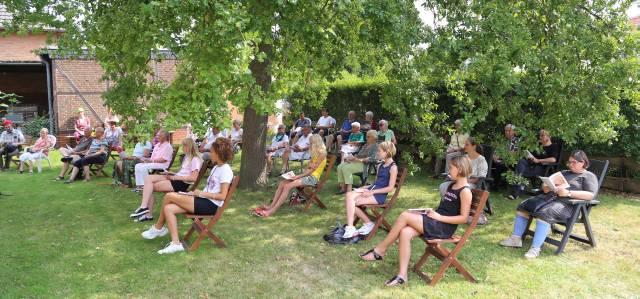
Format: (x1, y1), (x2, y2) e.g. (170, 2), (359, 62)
(239, 43), (272, 190)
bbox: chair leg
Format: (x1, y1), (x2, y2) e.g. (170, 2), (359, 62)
(555, 206), (581, 255)
(435, 245), (476, 283)
(582, 206), (596, 248)
(413, 250), (433, 283)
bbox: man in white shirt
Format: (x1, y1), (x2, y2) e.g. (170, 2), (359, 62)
(281, 125), (311, 173)
(314, 107), (336, 137)
(0, 121), (26, 170)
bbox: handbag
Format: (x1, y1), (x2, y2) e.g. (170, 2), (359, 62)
(517, 193), (556, 214)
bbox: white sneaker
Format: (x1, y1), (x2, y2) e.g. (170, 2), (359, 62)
(342, 226), (358, 239)
(157, 242), (185, 254)
(141, 226), (168, 239)
(357, 222), (375, 236)
(524, 247), (541, 259)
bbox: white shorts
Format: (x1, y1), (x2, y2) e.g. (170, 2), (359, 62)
(289, 151), (310, 161)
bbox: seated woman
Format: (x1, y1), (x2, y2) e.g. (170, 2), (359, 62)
(265, 124), (290, 174)
(509, 129), (559, 200)
(64, 127), (109, 183)
(339, 122), (364, 156)
(252, 134), (326, 217)
(18, 128), (53, 174)
(377, 120), (397, 144)
(335, 130), (378, 194)
(129, 138), (202, 222)
(342, 141), (398, 238)
(141, 137), (234, 254)
(114, 135), (152, 186)
(464, 137), (487, 188)
(57, 127), (93, 180)
(361, 111), (377, 131)
(228, 119), (243, 150)
(360, 156), (473, 287)
(500, 150), (598, 259)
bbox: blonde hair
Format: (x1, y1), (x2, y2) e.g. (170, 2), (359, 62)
(378, 141), (396, 159)
(450, 155), (472, 178)
(309, 134), (326, 160)
(181, 137), (201, 163)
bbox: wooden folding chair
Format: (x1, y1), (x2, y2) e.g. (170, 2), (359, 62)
(354, 167), (408, 240)
(413, 189), (489, 286)
(299, 155), (336, 212)
(90, 153), (111, 177)
(188, 160), (212, 192)
(522, 159), (609, 254)
(182, 176), (240, 252)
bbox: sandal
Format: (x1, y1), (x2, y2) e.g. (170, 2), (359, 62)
(384, 275), (406, 287)
(360, 249), (383, 261)
(55, 176), (64, 181)
(252, 209), (270, 218)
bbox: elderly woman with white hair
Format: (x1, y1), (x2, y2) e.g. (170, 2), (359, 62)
(18, 128), (54, 174)
(377, 119), (397, 144)
(339, 121), (365, 157)
(361, 111), (377, 131)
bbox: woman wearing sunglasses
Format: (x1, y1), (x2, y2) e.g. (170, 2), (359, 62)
(499, 150), (598, 259)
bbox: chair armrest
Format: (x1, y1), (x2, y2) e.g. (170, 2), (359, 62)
(566, 199), (599, 205)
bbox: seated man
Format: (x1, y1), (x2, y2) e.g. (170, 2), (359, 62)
(114, 134), (152, 186)
(326, 110), (357, 152)
(492, 124), (520, 186)
(199, 126), (225, 160)
(290, 112), (312, 139)
(265, 124), (290, 174)
(314, 107), (336, 137)
(280, 125), (312, 174)
(340, 122), (365, 161)
(508, 129), (559, 200)
(434, 119), (468, 176)
(133, 130), (174, 191)
(57, 127), (94, 180)
(0, 120), (26, 170)
(64, 127), (109, 183)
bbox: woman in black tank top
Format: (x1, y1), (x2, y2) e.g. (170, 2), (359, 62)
(359, 156), (473, 287)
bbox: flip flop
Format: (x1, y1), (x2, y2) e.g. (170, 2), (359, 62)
(253, 209), (270, 218)
(384, 275), (406, 287)
(360, 249), (383, 261)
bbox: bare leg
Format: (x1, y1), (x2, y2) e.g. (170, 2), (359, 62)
(363, 212), (424, 259)
(281, 150), (291, 172)
(27, 160), (34, 173)
(267, 180), (288, 209)
(59, 162), (70, 178)
(144, 180), (175, 216)
(266, 153), (273, 172)
(141, 175), (171, 209)
(326, 135), (335, 152)
(68, 166), (81, 181)
(83, 165), (91, 181)
(264, 179), (303, 215)
(115, 160), (124, 179)
(159, 192), (195, 244)
(345, 192), (379, 226)
(19, 161), (24, 172)
(394, 226), (421, 283)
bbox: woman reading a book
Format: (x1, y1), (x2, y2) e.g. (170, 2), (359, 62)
(360, 156), (473, 287)
(341, 141), (398, 239)
(129, 138), (202, 223)
(499, 150), (598, 259)
(252, 134), (327, 217)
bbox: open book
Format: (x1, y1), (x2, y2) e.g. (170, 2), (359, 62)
(281, 171), (296, 180)
(340, 144), (360, 154)
(539, 171), (570, 193)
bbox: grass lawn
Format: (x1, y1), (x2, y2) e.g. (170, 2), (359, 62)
(1, 151), (639, 298)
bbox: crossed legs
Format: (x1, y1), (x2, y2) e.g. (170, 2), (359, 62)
(139, 175), (175, 216)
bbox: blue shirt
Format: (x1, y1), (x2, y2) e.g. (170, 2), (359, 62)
(88, 138), (109, 155)
(340, 119), (353, 132)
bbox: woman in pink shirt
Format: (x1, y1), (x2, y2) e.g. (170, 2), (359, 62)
(129, 137), (202, 222)
(73, 108), (91, 142)
(18, 128), (53, 174)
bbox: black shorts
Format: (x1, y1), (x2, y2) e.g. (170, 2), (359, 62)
(422, 214), (458, 240)
(194, 197), (219, 215)
(170, 180), (191, 192)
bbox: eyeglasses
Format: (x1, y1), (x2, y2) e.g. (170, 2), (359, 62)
(567, 160), (583, 165)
